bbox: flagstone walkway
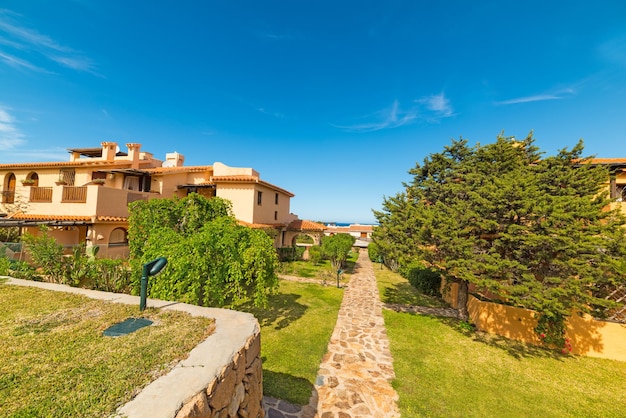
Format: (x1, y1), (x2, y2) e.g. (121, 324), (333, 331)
(264, 249), (400, 417)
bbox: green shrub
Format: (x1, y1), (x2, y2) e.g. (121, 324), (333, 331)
(89, 259), (132, 293)
(8, 260), (39, 281)
(368, 242), (381, 262)
(0, 255), (10, 276)
(21, 227), (66, 283)
(277, 247), (294, 261)
(278, 247), (303, 262)
(308, 245), (322, 264)
(401, 262), (442, 296)
(134, 217), (279, 308)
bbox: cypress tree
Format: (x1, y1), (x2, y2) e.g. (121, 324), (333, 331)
(374, 133), (626, 333)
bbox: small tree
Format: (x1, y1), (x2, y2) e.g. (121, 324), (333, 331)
(321, 233), (356, 270)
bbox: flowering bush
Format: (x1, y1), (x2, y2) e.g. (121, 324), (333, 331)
(535, 313), (572, 354)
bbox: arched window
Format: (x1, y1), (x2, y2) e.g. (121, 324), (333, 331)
(109, 228), (128, 246)
(2, 173), (16, 203)
(27, 172), (39, 186)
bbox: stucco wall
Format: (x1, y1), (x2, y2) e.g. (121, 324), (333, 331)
(444, 284), (626, 362)
(217, 186), (255, 224)
(251, 185), (291, 225)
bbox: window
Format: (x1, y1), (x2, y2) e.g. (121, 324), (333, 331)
(59, 169), (75, 185)
(123, 176), (140, 191)
(27, 173), (39, 186)
(275, 193), (279, 205)
(616, 185), (626, 202)
(274, 211), (278, 220)
(109, 228), (128, 246)
(257, 191), (263, 205)
(91, 171), (106, 181)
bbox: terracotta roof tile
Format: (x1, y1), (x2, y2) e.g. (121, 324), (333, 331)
(287, 219), (325, 231)
(348, 224), (374, 232)
(10, 214), (92, 221)
(212, 175), (294, 197)
(96, 216), (128, 222)
(586, 158), (626, 165)
(0, 160), (135, 169)
(144, 165), (212, 174)
(324, 224), (376, 233)
(237, 220), (287, 229)
(7, 214), (127, 223)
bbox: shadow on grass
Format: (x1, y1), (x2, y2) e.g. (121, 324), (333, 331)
(238, 293), (308, 330)
(343, 259), (356, 273)
(261, 368), (314, 406)
(435, 316), (563, 360)
(383, 282), (448, 308)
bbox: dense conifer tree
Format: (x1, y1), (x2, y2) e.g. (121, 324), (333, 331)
(374, 134), (626, 328)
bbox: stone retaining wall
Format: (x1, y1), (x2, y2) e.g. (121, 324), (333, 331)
(175, 332), (264, 418)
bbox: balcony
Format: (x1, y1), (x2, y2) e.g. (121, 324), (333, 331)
(11, 185), (158, 219)
(62, 186), (87, 203)
(29, 187), (53, 203)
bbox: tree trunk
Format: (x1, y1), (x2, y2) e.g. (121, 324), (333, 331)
(457, 280), (469, 321)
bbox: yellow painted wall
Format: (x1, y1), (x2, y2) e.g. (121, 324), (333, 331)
(466, 295), (626, 362)
(251, 185), (291, 225)
(216, 186), (255, 223)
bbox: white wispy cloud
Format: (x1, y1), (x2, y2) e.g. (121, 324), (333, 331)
(333, 100), (418, 132)
(0, 106), (26, 150)
(416, 92), (454, 117)
(496, 88), (575, 105)
(334, 93), (454, 133)
(1, 149), (68, 163)
(257, 107), (285, 119)
(261, 32), (295, 41)
(0, 9), (97, 74)
(0, 50), (50, 72)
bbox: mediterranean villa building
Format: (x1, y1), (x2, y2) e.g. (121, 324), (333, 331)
(593, 158), (626, 211)
(0, 142), (323, 258)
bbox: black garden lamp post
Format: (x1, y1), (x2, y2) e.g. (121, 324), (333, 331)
(140, 257), (168, 311)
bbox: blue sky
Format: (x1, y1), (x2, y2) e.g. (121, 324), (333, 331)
(1, 1), (625, 224)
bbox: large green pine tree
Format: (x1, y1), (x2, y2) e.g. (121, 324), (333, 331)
(374, 134), (626, 323)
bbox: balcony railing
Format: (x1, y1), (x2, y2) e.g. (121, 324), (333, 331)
(62, 186), (87, 203)
(29, 187), (53, 203)
(1, 190), (15, 204)
(127, 192), (149, 205)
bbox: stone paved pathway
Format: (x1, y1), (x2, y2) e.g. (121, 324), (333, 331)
(313, 250), (400, 417)
(263, 249), (400, 418)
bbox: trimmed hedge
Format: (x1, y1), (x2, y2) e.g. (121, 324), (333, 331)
(400, 262), (442, 296)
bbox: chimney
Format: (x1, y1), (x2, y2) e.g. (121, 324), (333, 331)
(101, 142), (117, 161)
(165, 152), (185, 167)
(126, 143), (142, 169)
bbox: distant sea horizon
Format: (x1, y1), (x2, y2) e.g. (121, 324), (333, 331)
(323, 221), (378, 227)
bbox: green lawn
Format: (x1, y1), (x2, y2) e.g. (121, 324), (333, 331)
(376, 266), (448, 308)
(377, 271), (626, 417)
(0, 284), (214, 418)
(277, 250), (358, 283)
(238, 280), (343, 405)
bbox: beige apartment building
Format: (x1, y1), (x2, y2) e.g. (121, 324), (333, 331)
(590, 159), (626, 214)
(0, 142), (308, 258)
